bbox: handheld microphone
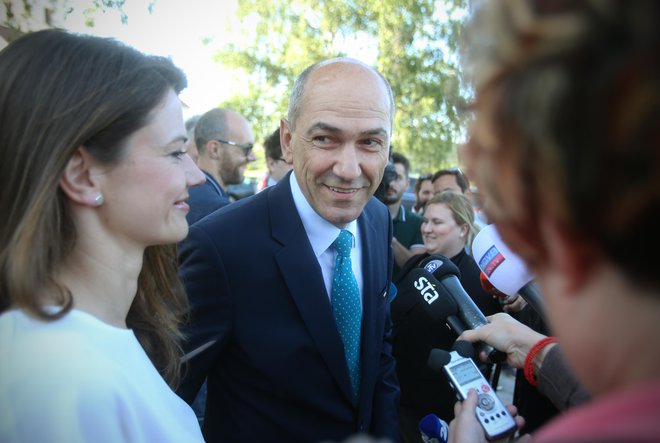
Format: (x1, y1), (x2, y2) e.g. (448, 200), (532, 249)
(472, 224), (545, 318)
(419, 256), (505, 363)
(479, 271), (506, 298)
(397, 268), (466, 335)
(419, 413), (449, 443)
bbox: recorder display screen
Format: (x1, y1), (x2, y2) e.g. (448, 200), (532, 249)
(449, 360), (482, 385)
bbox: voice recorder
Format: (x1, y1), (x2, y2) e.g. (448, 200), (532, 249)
(443, 351), (517, 441)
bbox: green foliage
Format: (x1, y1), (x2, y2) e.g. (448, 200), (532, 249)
(216, 0), (469, 174)
(0, 0), (127, 38)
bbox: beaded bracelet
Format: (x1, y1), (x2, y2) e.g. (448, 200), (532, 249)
(523, 336), (558, 387)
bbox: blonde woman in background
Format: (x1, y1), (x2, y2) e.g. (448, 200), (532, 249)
(391, 191), (502, 442)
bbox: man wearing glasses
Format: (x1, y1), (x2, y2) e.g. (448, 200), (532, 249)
(186, 108), (255, 225)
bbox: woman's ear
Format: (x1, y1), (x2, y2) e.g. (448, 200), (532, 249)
(59, 147), (104, 207)
(459, 223), (468, 238)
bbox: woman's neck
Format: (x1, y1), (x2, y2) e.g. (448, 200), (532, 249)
(434, 240), (466, 260)
(54, 242), (143, 329)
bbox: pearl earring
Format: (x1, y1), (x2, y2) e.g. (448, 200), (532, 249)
(94, 194), (104, 206)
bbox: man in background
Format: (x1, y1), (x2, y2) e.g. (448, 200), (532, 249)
(187, 108), (255, 225)
(257, 127), (292, 192)
(412, 173), (433, 215)
(383, 152), (425, 280)
(431, 167), (469, 194)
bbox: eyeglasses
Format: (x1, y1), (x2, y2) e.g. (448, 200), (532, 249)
(213, 138), (254, 153)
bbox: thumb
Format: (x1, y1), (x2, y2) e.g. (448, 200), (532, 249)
(458, 328), (480, 343)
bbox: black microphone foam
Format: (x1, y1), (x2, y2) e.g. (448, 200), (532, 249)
(453, 340), (475, 359)
(419, 255), (505, 363)
(398, 268), (467, 335)
(419, 255), (489, 330)
(427, 348), (451, 372)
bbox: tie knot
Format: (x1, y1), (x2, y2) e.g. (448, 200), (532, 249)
(334, 230), (353, 258)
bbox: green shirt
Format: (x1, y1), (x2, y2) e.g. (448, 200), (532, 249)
(392, 205), (424, 279)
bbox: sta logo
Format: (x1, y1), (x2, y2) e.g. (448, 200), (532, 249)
(414, 276), (439, 304)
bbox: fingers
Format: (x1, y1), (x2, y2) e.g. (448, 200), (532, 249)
(457, 388), (478, 415)
(449, 390), (485, 443)
(458, 328), (483, 344)
(505, 403), (518, 417)
(505, 403), (526, 435)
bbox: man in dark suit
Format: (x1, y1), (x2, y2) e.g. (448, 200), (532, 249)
(177, 58), (400, 442)
(186, 108), (255, 225)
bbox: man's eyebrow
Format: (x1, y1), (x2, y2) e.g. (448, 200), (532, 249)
(360, 128), (389, 137)
(305, 123), (389, 137)
(306, 122), (341, 136)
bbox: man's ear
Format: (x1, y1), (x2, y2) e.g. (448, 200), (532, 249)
(59, 147), (103, 207)
(540, 216), (598, 294)
(280, 118), (294, 164)
(205, 140), (220, 160)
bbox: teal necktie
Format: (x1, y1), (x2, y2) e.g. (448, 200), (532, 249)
(331, 229), (362, 400)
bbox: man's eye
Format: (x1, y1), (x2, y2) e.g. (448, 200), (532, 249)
(362, 139), (384, 149)
(171, 150), (186, 159)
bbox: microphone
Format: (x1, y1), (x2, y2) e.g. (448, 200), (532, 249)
(419, 413), (449, 443)
(479, 271), (506, 298)
(419, 255), (505, 363)
(472, 224), (545, 318)
(427, 340), (476, 373)
(397, 268), (466, 335)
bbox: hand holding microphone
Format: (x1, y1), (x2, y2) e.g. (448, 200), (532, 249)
(479, 272), (527, 314)
(458, 313), (549, 370)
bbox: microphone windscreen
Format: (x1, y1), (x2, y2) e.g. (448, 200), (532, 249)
(418, 255), (461, 280)
(427, 348), (451, 372)
(419, 413), (449, 443)
(399, 268), (460, 322)
(472, 224), (534, 296)
(452, 340), (475, 359)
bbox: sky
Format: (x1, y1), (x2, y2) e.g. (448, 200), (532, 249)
(63, 0), (240, 118)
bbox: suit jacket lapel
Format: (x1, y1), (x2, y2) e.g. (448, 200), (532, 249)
(268, 177), (355, 403)
(357, 203), (388, 404)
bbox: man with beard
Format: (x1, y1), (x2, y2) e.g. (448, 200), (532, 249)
(186, 108), (255, 225)
(386, 152), (425, 280)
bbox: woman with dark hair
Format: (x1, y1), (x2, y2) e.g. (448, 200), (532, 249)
(0, 30), (205, 441)
(451, 1), (660, 441)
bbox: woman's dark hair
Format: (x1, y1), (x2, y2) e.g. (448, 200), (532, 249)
(0, 29), (189, 386)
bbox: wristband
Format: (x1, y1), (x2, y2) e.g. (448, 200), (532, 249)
(524, 336), (558, 387)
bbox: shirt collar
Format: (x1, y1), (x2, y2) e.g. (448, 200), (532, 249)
(289, 172), (358, 258)
(393, 204), (406, 222)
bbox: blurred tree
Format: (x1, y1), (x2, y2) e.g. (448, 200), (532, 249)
(1, 0), (132, 42)
(216, 0), (469, 174)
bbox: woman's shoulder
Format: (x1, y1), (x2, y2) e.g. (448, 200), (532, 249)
(0, 308), (140, 386)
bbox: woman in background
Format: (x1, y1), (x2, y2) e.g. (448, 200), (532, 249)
(392, 191), (501, 442)
(0, 30), (205, 442)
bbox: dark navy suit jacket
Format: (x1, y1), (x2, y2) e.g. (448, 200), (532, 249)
(186, 171), (231, 226)
(177, 174), (400, 442)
